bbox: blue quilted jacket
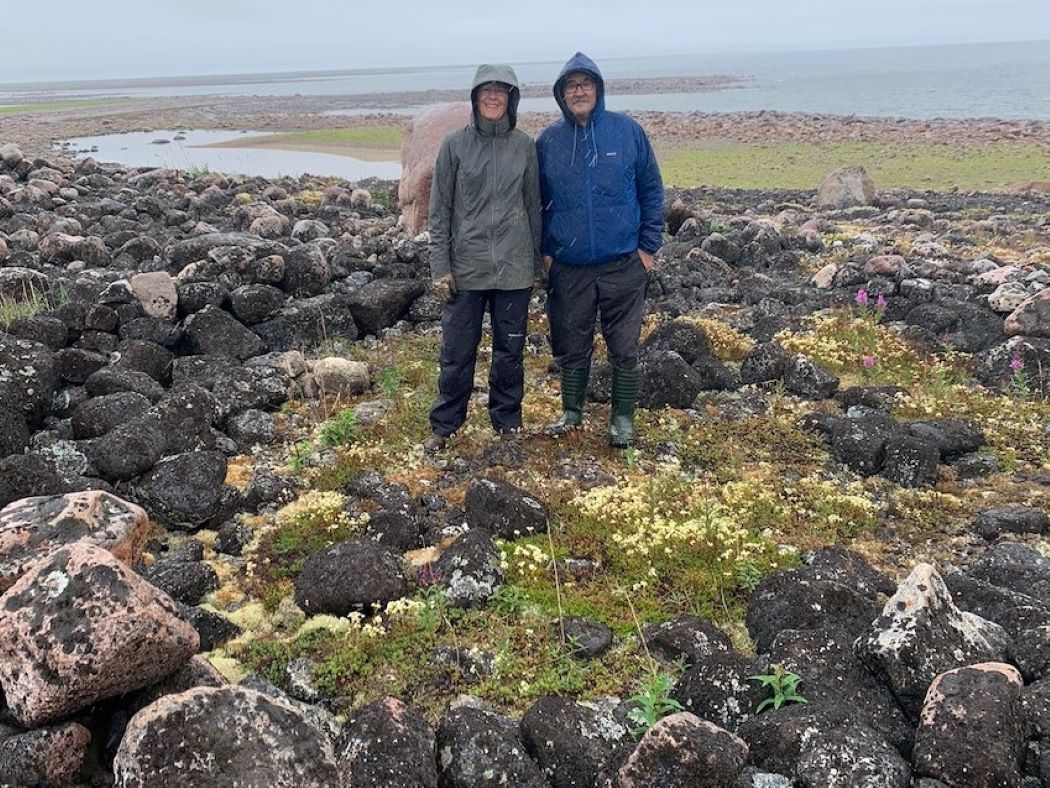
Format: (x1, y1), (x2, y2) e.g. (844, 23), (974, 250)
(537, 52), (664, 265)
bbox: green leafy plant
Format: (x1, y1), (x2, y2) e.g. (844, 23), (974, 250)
(490, 583), (531, 616)
(626, 672), (685, 735)
(318, 407), (358, 448)
(288, 440), (313, 474)
(377, 365), (405, 398)
(750, 663), (807, 712)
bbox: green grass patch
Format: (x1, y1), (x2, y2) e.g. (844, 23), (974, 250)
(264, 126), (404, 149)
(0, 99), (114, 114)
(659, 140), (1050, 191)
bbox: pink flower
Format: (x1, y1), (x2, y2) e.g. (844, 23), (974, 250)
(876, 293), (887, 310)
(854, 288), (869, 307)
(862, 355), (876, 369)
(1010, 355), (1025, 373)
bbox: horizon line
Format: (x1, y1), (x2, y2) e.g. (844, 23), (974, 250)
(2, 37), (1047, 91)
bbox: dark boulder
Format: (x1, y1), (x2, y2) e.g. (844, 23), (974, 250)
(436, 701), (548, 788)
(912, 663), (1024, 788)
(434, 529), (506, 609)
(293, 538), (408, 616)
(347, 279), (426, 336)
(615, 712), (748, 788)
(132, 450), (228, 529)
(71, 391), (152, 439)
(520, 696), (630, 787)
(464, 477), (547, 540)
(336, 696), (438, 788)
(182, 305), (265, 360)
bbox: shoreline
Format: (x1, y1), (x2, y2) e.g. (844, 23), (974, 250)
(4, 91), (1049, 190)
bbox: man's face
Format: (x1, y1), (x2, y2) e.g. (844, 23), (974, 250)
(476, 82), (510, 122)
(562, 71), (597, 124)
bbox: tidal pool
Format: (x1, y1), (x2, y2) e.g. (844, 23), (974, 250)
(55, 128), (401, 180)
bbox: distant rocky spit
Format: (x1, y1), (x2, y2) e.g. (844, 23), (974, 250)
(1, 132), (1050, 787)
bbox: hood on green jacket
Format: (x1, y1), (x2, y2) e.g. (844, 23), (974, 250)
(470, 63), (520, 135)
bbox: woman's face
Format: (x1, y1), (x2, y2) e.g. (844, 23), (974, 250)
(476, 82), (510, 122)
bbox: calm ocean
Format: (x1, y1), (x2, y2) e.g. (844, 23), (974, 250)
(3, 40), (1049, 120)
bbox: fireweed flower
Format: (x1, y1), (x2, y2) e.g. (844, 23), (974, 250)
(862, 355), (876, 369)
(876, 293), (887, 310)
(855, 288), (869, 307)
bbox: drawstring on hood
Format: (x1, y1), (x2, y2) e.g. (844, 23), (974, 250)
(553, 52), (605, 168)
(470, 63), (521, 137)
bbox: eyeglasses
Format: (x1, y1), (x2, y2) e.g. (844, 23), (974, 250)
(478, 82), (510, 96)
(563, 78), (596, 95)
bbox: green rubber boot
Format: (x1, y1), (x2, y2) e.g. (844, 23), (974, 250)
(545, 367), (589, 436)
(609, 367), (640, 448)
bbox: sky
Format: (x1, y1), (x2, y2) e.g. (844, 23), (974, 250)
(4, 0), (1049, 83)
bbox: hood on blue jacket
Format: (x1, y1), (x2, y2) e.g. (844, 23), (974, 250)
(553, 52), (605, 127)
(470, 63), (520, 132)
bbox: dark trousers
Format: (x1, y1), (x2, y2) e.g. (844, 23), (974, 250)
(429, 288), (531, 437)
(547, 253), (648, 371)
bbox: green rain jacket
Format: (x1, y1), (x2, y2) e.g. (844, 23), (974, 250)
(427, 64), (542, 291)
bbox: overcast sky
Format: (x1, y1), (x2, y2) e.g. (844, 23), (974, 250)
(6, 0), (1049, 83)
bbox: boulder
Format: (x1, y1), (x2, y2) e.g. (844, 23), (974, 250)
(816, 166), (877, 209)
(129, 271), (178, 320)
(282, 243), (331, 297)
(398, 102), (471, 235)
(0, 405), (30, 458)
(746, 567), (880, 652)
(464, 476), (548, 540)
(88, 417), (168, 482)
(347, 279), (426, 336)
(1004, 288), (1050, 337)
(436, 699), (548, 788)
(640, 616), (732, 668)
(0, 335), (59, 425)
(638, 350), (703, 408)
(293, 538), (408, 616)
(974, 506), (1049, 540)
(113, 685), (340, 787)
(311, 357), (371, 398)
(182, 304), (266, 360)
(0, 543), (198, 727)
(132, 450), (228, 528)
(520, 696), (630, 788)
(672, 651), (766, 731)
(615, 712), (748, 788)
(0, 490), (149, 591)
(912, 663), (1024, 787)
(0, 722), (91, 788)
(855, 563), (1010, 718)
(336, 696), (438, 788)
(435, 529), (506, 608)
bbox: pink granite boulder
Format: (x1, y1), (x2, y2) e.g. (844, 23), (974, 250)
(397, 102), (470, 236)
(0, 490), (150, 591)
(0, 542), (199, 727)
(1004, 288), (1050, 337)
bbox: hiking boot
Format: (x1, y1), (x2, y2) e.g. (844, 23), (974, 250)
(423, 433), (447, 452)
(609, 367), (640, 448)
(545, 367), (589, 436)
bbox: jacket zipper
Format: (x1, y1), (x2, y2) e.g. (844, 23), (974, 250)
(584, 123), (596, 262)
(490, 136), (497, 280)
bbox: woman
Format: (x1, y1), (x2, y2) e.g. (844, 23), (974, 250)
(424, 64), (541, 452)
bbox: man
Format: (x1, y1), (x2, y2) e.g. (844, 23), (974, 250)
(537, 52), (664, 448)
(425, 64), (542, 452)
